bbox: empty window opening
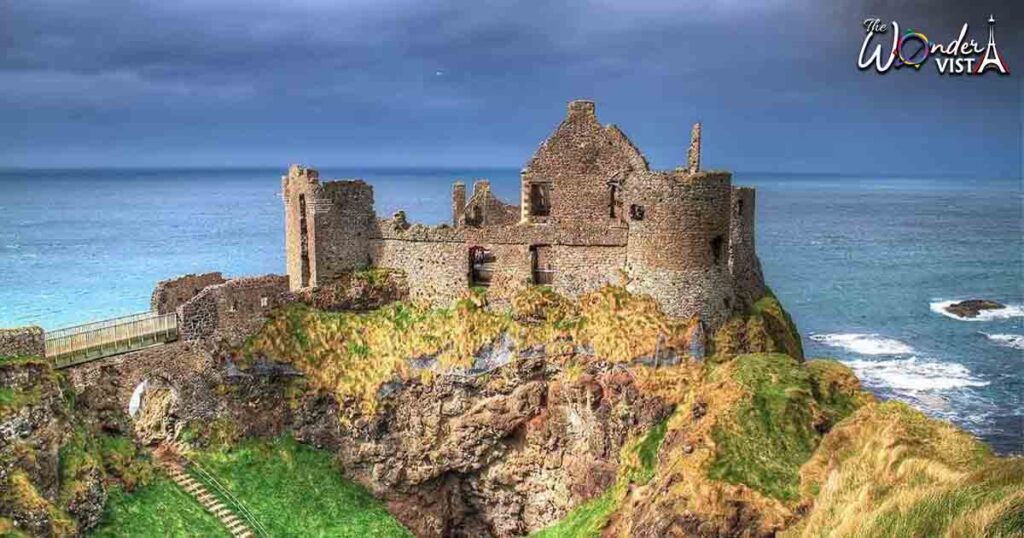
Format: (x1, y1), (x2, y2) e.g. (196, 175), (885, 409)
(608, 179), (621, 218)
(260, 297), (269, 308)
(629, 204), (645, 221)
(470, 246), (495, 287)
(530, 245), (554, 285)
(298, 194), (311, 287)
(736, 199), (744, 217)
(467, 205), (482, 226)
(529, 183), (551, 217)
(710, 235), (724, 267)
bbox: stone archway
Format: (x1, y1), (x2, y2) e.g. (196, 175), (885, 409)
(129, 379), (179, 446)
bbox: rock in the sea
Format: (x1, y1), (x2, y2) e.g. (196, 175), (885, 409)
(945, 299), (1004, 319)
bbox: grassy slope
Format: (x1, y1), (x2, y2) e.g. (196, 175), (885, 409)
(90, 479), (230, 538)
(192, 437), (411, 537)
(243, 285), (700, 416)
(785, 401), (1024, 538)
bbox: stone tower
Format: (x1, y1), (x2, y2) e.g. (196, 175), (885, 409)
(282, 165), (376, 290)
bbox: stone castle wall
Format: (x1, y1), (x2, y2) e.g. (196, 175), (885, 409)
(0, 327), (45, 358)
(728, 187), (766, 306)
(178, 275), (289, 344)
(520, 100), (648, 226)
(151, 272), (227, 314)
(281, 100), (767, 328)
(623, 170), (736, 324)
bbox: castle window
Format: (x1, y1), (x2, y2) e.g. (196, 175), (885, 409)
(710, 235), (724, 267)
(529, 183), (551, 217)
(260, 297), (269, 308)
(736, 199), (744, 217)
(530, 245), (554, 285)
(469, 246), (494, 288)
(607, 178), (621, 218)
(629, 204), (645, 221)
(298, 194), (311, 287)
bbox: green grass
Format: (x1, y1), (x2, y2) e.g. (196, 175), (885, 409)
(192, 437), (411, 537)
(707, 353), (819, 502)
(90, 478), (230, 537)
(626, 418), (669, 485)
(530, 486), (621, 538)
(532, 417), (671, 537)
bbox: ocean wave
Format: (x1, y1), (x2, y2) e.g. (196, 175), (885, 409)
(809, 333), (914, 355)
(982, 333), (1024, 351)
(842, 357), (989, 392)
(930, 300), (1024, 322)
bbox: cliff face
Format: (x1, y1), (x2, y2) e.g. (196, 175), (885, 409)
(298, 357), (671, 536)
(0, 357), (161, 538)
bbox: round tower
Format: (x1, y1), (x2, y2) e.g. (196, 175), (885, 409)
(623, 169), (736, 327)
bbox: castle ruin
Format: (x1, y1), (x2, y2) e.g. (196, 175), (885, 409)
(282, 100), (766, 328)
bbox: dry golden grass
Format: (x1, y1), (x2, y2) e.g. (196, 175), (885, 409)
(243, 285), (703, 415)
(786, 401), (1024, 538)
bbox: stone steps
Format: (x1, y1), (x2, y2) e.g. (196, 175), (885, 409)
(156, 443), (257, 538)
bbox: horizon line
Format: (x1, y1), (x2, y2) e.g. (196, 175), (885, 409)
(0, 165), (1019, 181)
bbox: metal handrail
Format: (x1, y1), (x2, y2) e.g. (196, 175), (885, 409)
(45, 311), (162, 339)
(186, 457), (272, 538)
(44, 312), (178, 367)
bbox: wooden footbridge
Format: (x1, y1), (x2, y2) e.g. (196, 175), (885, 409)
(44, 311), (178, 369)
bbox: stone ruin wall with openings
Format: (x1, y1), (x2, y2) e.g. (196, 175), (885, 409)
(280, 100), (767, 329)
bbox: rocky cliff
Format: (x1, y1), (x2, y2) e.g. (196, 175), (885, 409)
(4, 283), (1021, 537)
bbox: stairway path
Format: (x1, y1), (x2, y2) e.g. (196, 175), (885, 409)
(155, 442), (255, 538)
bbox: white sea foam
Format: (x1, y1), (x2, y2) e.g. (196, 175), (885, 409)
(842, 357), (989, 392)
(809, 333), (914, 355)
(982, 333), (1024, 351)
(930, 300), (1024, 322)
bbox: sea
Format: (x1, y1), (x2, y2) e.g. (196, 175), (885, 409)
(0, 168), (1021, 454)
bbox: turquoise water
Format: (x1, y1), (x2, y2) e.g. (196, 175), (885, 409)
(0, 168), (1020, 453)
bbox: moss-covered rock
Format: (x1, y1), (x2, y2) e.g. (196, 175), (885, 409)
(712, 291), (804, 362)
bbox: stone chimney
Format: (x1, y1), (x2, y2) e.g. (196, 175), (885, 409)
(472, 179), (491, 196)
(687, 122), (702, 173)
(567, 99), (596, 120)
(452, 181), (466, 226)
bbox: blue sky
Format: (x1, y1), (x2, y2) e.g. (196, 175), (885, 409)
(1, 0), (1021, 176)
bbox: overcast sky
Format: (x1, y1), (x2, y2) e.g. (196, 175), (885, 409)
(1, 0), (1021, 176)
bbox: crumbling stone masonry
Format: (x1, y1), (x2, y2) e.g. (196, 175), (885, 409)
(0, 326), (45, 358)
(282, 100), (767, 328)
(177, 275), (290, 345)
(151, 272), (228, 315)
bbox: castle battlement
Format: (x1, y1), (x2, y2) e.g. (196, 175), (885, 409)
(282, 100), (767, 328)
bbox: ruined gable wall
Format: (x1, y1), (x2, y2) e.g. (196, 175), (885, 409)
(463, 181), (519, 227)
(150, 272), (227, 314)
(729, 187), (767, 306)
(521, 101), (648, 227)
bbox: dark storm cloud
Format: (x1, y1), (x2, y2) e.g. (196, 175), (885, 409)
(0, 0), (1020, 175)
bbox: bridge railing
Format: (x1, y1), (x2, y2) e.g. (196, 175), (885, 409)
(45, 312), (178, 369)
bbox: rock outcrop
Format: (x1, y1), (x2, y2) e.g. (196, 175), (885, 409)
(944, 299), (1005, 318)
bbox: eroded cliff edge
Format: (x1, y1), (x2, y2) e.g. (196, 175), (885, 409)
(3, 284), (1021, 537)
